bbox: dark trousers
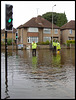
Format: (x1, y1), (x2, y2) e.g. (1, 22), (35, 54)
(32, 49), (36, 56)
(57, 49), (60, 51)
(53, 46), (56, 52)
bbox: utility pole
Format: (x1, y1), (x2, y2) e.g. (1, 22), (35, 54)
(52, 4), (56, 47)
(37, 8), (39, 16)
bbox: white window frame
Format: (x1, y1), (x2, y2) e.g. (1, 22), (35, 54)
(54, 29), (58, 34)
(27, 37), (38, 43)
(2, 39), (5, 41)
(28, 27), (38, 32)
(43, 37), (51, 42)
(68, 37), (72, 40)
(74, 37), (75, 40)
(69, 29), (72, 34)
(2, 34), (4, 36)
(53, 37), (58, 40)
(43, 28), (51, 34)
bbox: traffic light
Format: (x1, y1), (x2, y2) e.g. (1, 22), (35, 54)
(5, 4), (13, 31)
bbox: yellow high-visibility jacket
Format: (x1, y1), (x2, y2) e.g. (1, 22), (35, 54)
(53, 42), (56, 46)
(32, 42), (37, 49)
(56, 42), (61, 50)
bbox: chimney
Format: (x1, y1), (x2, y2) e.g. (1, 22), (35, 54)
(37, 15), (42, 18)
(36, 15), (42, 24)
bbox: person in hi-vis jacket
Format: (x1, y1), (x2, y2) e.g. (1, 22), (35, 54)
(32, 41), (37, 56)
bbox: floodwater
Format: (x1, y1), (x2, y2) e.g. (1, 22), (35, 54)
(1, 49), (75, 99)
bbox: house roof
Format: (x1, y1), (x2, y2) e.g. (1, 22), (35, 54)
(17, 25), (23, 29)
(60, 20), (75, 30)
(1, 28), (17, 33)
(17, 15), (60, 29)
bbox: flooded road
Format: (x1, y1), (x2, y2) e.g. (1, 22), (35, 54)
(1, 49), (75, 99)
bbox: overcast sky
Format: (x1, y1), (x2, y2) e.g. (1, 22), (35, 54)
(1, 1), (75, 29)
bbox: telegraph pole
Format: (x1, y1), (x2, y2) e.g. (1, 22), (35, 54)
(52, 5), (56, 47)
(37, 8), (39, 16)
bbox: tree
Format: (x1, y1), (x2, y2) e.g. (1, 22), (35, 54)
(42, 12), (68, 27)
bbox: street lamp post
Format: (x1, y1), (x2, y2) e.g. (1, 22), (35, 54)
(52, 4), (56, 47)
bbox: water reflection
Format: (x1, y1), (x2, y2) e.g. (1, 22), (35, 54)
(4, 69), (10, 99)
(1, 49), (75, 99)
(32, 56), (37, 71)
(52, 52), (61, 68)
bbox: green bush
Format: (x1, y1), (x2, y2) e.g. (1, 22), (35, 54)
(56, 40), (59, 42)
(37, 40), (50, 45)
(7, 38), (15, 45)
(72, 40), (75, 43)
(37, 42), (42, 45)
(41, 42), (45, 45)
(67, 43), (70, 46)
(45, 40), (50, 45)
(63, 42), (67, 46)
(66, 40), (75, 44)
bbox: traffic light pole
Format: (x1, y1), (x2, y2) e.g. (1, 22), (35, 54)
(5, 4), (13, 78)
(12, 29), (13, 51)
(5, 31), (7, 78)
(5, 4), (13, 83)
(16, 38), (18, 50)
(16, 32), (18, 50)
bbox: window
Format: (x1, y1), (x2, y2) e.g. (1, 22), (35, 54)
(2, 34), (4, 36)
(53, 37), (58, 40)
(28, 27), (38, 32)
(74, 37), (75, 40)
(69, 29), (72, 34)
(68, 37), (72, 40)
(54, 29), (58, 34)
(2, 39), (5, 41)
(43, 28), (51, 34)
(43, 37), (51, 42)
(27, 37), (38, 43)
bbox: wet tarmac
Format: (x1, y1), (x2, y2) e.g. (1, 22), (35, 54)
(1, 49), (75, 99)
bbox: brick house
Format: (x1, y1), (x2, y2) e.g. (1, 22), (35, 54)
(60, 20), (75, 43)
(17, 15), (60, 45)
(1, 27), (17, 42)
